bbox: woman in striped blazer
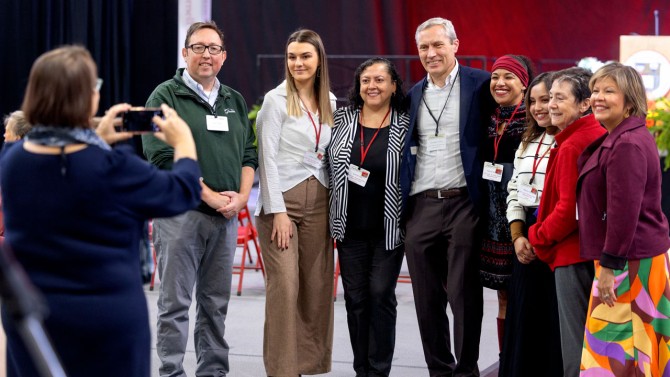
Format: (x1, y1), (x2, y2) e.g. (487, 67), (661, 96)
(327, 58), (409, 377)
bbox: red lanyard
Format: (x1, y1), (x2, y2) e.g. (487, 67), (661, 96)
(305, 110), (322, 153)
(529, 132), (551, 184)
(359, 107), (391, 167)
(493, 101), (522, 162)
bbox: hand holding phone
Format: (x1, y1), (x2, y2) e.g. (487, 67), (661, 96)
(121, 108), (163, 133)
(95, 103), (133, 145)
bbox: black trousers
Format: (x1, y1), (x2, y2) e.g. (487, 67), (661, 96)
(338, 234), (404, 377)
(404, 194), (483, 377)
(498, 209), (563, 377)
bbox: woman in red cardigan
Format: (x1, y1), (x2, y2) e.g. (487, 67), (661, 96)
(528, 67), (606, 377)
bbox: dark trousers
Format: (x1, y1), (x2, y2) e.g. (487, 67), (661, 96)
(338, 235), (404, 377)
(499, 209), (563, 377)
(404, 194), (483, 377)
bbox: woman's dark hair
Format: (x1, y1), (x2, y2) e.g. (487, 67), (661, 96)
(510, 55), (536, 87)
(347, 58), (407, 111)
(551, 67), (593, 115)
(520, 72), (557, 151)
(22, 45), (97, 127)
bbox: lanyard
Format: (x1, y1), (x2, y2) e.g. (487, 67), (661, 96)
(493, 101), (522, 162)
(529, 132), (551, 184)
(304, 109), (322, 153)
(421, 67), (460, 136)
(359, 107), (391, 167)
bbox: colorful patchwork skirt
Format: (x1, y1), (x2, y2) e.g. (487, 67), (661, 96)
(580, 252), (670, 376)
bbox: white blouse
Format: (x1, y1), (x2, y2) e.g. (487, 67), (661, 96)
(506, 132), (555, 224)
(255, 81), (337, 215)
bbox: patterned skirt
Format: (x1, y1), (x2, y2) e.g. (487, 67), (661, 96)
(580, 252), (670, 376)
(480, 165), (514, 291)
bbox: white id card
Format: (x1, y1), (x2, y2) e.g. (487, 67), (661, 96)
(517, 182), (538, 205)
(482, 162), (504, 182)
(206, 115), (229, 131)
(303, 150), (325, 169)
(427, 134), (446, 152)
(348, 164), (370, 187)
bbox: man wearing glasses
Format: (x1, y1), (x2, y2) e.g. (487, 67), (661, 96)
(142, 21), (258, 377)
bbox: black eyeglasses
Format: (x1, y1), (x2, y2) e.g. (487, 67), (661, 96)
(188, 44), (224, 55)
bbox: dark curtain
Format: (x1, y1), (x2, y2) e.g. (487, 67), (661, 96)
(2, 0), (669, 118)
(213, 0), (414, 106)
(0, 0), (178, 121)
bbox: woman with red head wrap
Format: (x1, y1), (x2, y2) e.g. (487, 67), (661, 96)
(479, 54), (534, 356)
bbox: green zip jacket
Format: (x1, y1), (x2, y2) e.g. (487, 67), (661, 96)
(142, 68), (258, 216)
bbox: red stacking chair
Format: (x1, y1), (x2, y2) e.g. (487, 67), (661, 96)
(232, 205), (264, 296)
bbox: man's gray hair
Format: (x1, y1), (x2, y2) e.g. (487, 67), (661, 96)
(415, 17), (457, 45)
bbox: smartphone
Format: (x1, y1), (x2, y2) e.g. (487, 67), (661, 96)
(121, 108), (163, 133)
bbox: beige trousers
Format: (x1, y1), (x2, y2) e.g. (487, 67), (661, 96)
(257, 176), (334, 376)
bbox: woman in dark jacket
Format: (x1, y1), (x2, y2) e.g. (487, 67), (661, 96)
(578, 62), (670, 375)
(327, 58), (408, 377)
(0, 45), (200, 377)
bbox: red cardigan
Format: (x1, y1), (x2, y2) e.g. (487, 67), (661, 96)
(529, 114), (606, 270)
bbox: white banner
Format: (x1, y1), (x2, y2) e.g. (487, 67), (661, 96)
(177, 0), (212, 67)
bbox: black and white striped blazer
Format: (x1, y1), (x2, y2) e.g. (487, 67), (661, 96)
(327, 107), (409, 250)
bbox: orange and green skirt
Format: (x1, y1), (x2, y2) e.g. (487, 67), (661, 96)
(580, 252), (670, 376)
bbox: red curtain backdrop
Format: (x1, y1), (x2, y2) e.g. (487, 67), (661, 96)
(407, 0), (667, 62)
(214, 0), (670, 105)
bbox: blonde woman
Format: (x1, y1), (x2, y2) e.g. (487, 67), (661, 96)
(255, 29), (336, 376)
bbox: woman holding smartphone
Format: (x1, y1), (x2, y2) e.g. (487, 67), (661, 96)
(0, 45), (200, 377)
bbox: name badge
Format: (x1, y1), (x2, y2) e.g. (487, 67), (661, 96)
(517, 182), (538, 205)
(427, 134), (446, 152)
(482, 162), (504, 182)
(303, 150), (325, 169)
(348, 164), (370, 187)
(206, 115), (229, 131)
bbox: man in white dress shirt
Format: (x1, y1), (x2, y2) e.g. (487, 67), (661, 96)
(399, 17), (495, 377)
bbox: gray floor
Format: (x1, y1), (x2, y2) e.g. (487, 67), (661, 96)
(147, 185), (501, 376)
(146, 256), (501, 377)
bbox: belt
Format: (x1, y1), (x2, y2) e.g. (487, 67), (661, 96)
(422, 187), (467, 199)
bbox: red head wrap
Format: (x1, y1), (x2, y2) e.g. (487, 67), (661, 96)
(492, 56), (529, 87)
